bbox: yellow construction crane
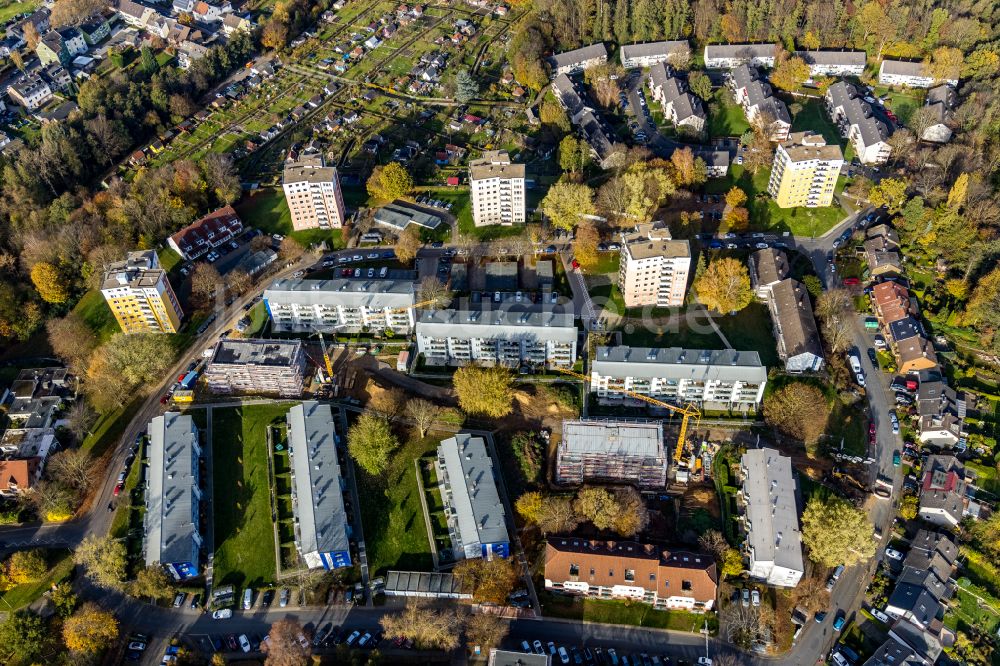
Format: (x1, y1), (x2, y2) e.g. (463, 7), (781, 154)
(551, 366), (701, 465)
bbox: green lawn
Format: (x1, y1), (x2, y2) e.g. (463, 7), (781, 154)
(80, 397), (143, 457)
(620, 308), (724, 349)
(430, 187), (523, 241)
(589, 281), (627, 318)
(945, 580), (1000, 636)
(582, 253), (620, 275)
(72, 289), (120, 342)
(789, 98), (843, 146)
(713, 302), (778, 367)
(157, 247), (183, 273)
(234, 188), (345, 249)
(0, 0), (38, 26)
(212, 404), (293, 589)
(541, 593), (718, 633)
(357, 431), (443, 576)
(707, 95), (750, 137)
(706, 164), (847, 237)
(0, 548), (73, 611)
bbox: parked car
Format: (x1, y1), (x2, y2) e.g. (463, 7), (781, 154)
(885, 548), (904, 560)
(172, 593), (186, 608)
(243, 588), (253, 610)
(741, 588), (750, 607)
(832, 611), (846, 631)
(212, 608), (232, 620)
(239, 635), (251, 653)
(893, 450), (901, 466)
(279, 588), (289, 607)
(751, 589), (761, 607)
(127, 641), (147, 651)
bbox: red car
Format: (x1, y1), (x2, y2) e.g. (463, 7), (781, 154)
(571, 259), (581, 270)
(113, 482), (124, 497)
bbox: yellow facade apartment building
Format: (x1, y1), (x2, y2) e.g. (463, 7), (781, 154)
(767, 132), (844, 208)
(101, 250), (184, 334)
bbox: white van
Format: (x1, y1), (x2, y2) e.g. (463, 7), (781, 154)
(242, 587), (253, 610)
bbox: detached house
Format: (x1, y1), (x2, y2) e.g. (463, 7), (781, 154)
(918, 455), (968, 528)
(222, 13), (252, 35)
(865, 223), (903, 278)
(7, 75), (53, 111)
(544, 537), (717, 611)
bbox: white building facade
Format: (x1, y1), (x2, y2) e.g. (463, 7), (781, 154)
(264, 278), (416, 334)
(282, 155), (347, 230)
(618, 225), (691, 308)
(469, 150), (526, 227)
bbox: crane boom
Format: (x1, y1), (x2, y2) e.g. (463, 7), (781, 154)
(551, 365), (700, 464)
(317, 331), (334, 381)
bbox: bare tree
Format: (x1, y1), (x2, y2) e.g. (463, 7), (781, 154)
(226, 268), (252, 297)
(190, 263), (222, 310)
(368, 385), (406, 419)
(63, 401), (97, 442)
(698, 529), (729, 561)
(406, 398), (440, 438)
(723, 599), (775, 649)
(47, 448), (94, 493)
(815, 288), (854, 353)
(380, 599), (461, 651)
(278, 237), (305, 262)
(418, 277), (452, 310)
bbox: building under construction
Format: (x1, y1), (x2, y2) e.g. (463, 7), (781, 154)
(204, 339), (307, 397)
(555, 419), (667, 488)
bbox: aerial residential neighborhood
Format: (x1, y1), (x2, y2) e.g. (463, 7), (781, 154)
(0, 0), (995, 665)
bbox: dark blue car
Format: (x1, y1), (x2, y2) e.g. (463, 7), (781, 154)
(709, 240), (723, 249)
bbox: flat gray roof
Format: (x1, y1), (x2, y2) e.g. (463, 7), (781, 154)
(705, 43), (776, 60)
(145, 412), (200, 569)
(620, 41), (689, 61)
(593, 346), (767, 382)
(383, 570), (471, 597)
(210, 339), (304, 367)
(373, 202), (443, 230)
(794, 50), (866, 67)
(561, 419), (665, 457)
(439, 434), (508, 549)
(416, 308), (577, 342)
(287, 402), (349, 562)
(265, 278), (415, 309)
(741, 448), (803, 574)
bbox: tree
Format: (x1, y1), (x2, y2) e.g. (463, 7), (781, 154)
(380, 600), (460, 651)
(573, 220), (601, 269)
(5, 549), (46, 584)
(695, 257), (753, 314)
(741, 129), (774, 175)
(0, 610), (51, 665)
(130, 565), (175, 602)
(226, 268), (253, 297)
(559, 135), (590, 174)
(405, 399), (440, 438)
(763, 383), (830, 456)
(465, 612), (508, 651)
(815, 288), (854, 354)
(418, 277), (452, 309)
(51, 0), (106, 26)
(515, 491), (545, 524)
(698, 529), (729, 561)
(30, 262), (69, 303)
(688, 71), (712, 100)
(367, 163), (413, 202)
(608, 485), (649, 537)
(74, 535), (127, 589)
(454, 365), (514, 418)
(516, 492), (580, 534)
(572, 486), (647, 537)
(347, 413), (398, 477)
(722, 206), (749, 231)
(25, 480), (76, 522)
(455, 69), (479, 103)
(573, 486), (619, 531)
(278, 237), (305, 262)
(368, 385), (405, 419)
(63, 603), (118, 654)
(190, 262), (222, 309)
(722, 548), (743, 577)
(265, 618), (312, 666)
(670, 147), (708, 188)
(540, 181), (594, 231)
(47, 448), (94, 494)
(202, 153), (241, 205)
(47, 313), (97, 373)
(802, 275), (823, 298)
(770, 56), (810, 91)
(50, 581), (77, 617)
(261, 17), (289, 51)
(724, 187), (747, 209)
(928, 46), (963, 83)
(454, 557), (519, 604)
(899, 494), (919, 521)
(723, 600), (774, 650)
(867, 178), (908, 214)
(395, 226), (421, 265)
(801, 495), (876, 567)
(85, 333), (176, 412)
(788, 575), (829, 614)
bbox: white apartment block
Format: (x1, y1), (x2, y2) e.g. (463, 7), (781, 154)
(618, 224), (691, 308)
(826, 81), (893, 165)
(264, 278), (416, 335)
(879, 59), (958, 89)
(590, 346), (767, 410)
(547, 43), (608, 77)
(740, 448), (804, 588)
(703, 43), (776, 69)
(793, 50), (866, 77)
(282, 154), (347, 231)
(620, 41), (690, 69)
(415, 309), (577, 367)
(767, 131), (844, 208)
(469, 150), (526, 227)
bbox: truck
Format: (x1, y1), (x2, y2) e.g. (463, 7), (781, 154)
(179, 372), (198, 390)
(848, 353), (865, 387)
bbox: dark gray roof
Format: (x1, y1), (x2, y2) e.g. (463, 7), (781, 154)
(437, 433), (509, 548)
(145, 413), (200, 570)
(592, 346), (767, 383)
(416, 308), (577, 343)
(620, 41), (689, 62)
(887, 582), (942, 626)
(827, 81), (891, 146)
(547, 43), (608, 70)
(751, 248), (789, 286)
(731, 65), (790, 124)
(210, 338), (303, 367)
(794, 50), (866, 67)
(889, 316), (923, 344)
(862, 639), (917, 666)
(769, 279), (823, 361)
(705, 43), (775, 60)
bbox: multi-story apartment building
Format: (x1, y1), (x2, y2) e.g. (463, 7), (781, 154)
(618, 224), (691, 308)
(167, 205), (244, 261)
(286, 401), (351, 570)
(555, 419), (667, 488)
(551, 73), (621, 169)
(145, 412), (201, 580)
(879, 59), (958, 89)
(282, 154), (347, 231)
(590, 346), (767, 410)
(648, 64), (706, 132)
(414, 309), (577, 367)
(767, 131), (844, 208)
(544, 537), (718, 611)
(436, 433), (509, 560)
(204, 339), (307, 397)
(619, 41), (690, 69)
(101, 250), (184, 334)
(546, 43), (608, 76)
(6, 74), (53, 111)
(703, 43), (776, 69)
(766, 278), (824, 373)
(469, 150), (526, 227)
(728, 65), (791, 141)
(793, 50), (866, 77)
(264, 278), (416, 335)
(826, 81), (893, 164)
(740, 448), (804, 587)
